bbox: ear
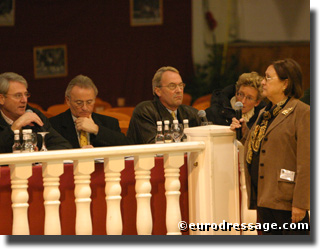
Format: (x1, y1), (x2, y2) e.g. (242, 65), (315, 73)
(65, 96), (71, 107)
(0, 94), (5, 105)
(283, 79), (289, 89)
(154, 87), (161, 97)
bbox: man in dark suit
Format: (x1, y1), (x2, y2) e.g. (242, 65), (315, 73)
(0, 72), (72, 153)
(127, 66), (201, 144)
(49, 75), (129, 148)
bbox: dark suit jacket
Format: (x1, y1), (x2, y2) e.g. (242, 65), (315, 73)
(127, 96), (201, 144)
(49, 109), (130, 148)
(0, 105), (72, 153)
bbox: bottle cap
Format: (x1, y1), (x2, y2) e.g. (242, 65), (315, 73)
(173, 120), (178, 124)
(183, 119), (189, 123)
(14, 130), (20, 134)
(157, 121), (162, 125)
(164, 120), (169, 124)
(22, 129), (32, 134)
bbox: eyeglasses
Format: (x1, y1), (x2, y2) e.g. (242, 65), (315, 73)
(5, 92), (31, 99)
(71, 99), (95, 108)
(159, 83), (186, 90)
(236, 92), (256, 102)
(264, 76), (278, 82)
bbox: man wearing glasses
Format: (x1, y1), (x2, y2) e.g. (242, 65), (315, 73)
(205, 72), (266, 129)
(127, 66), (201, 144)
(0, 72), (72, 153)
(49, 75), (129, 148)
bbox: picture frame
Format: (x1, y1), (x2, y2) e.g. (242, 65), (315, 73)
(33, 44), (68, 79)
(130, 0), (163, 26)
(0, 0), (15, 26)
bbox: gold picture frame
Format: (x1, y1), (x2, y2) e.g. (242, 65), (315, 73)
(130, 0), (163, 26)
(33, 44), (68, 79)
(0, 0), (15, 26)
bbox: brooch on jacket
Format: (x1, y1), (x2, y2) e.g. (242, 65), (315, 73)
(282, 107), (293, 115)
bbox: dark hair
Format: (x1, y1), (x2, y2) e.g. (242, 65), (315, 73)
(272, 58), (303, 99)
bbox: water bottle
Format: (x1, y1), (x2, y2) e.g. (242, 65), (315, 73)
(182, 119), (189, 142)
(12, 130), (22, 153)
(21, 129), (34, 152)
(155, 121), (164, 144)
(163, 120), (173, 143)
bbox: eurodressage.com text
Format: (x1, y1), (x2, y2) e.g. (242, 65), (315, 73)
(178, 220), (310, 232)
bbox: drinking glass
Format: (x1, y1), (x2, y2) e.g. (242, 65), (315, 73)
(171, 123), (184, 142)
(31, 132), (38, 151)
(38, 132), (49, 151)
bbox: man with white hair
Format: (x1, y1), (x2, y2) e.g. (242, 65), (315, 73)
(0, 72), (72, 153)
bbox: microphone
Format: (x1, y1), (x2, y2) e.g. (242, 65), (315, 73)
(198, 110), (209, 125)
(25, 109), (45, 132)
(234, 102), (243, 140)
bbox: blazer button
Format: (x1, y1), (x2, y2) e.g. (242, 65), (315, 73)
(264, 137), (268, 141)
(261, 149), (266, 153)
(260, 163), (264, 167)
(260, 176), (264, 179)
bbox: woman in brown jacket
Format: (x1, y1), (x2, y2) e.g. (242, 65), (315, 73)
(231, 58), (310, 235)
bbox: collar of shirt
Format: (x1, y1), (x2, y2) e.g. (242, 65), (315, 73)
(0, 110), (14, 125)
(166, 108), (177, 119)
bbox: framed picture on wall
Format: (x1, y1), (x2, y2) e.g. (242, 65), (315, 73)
(33, 44), (68, 79)
(130, 0), (163, 26)
(0, 0), (15, 26)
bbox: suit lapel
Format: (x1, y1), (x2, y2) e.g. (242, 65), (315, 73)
(61, 110), (80, 148)
(265, 98), (298, 136)
(0, 113), (8, 128)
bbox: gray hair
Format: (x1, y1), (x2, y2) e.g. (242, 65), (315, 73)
(152, 66), (180, 95)
(236, 72), (263, 100)
(65, 74), (98, 98)
(0, 72), (28, 95)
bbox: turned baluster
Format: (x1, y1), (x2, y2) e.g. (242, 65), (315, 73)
(73, 159), (94, 235)
(10, 163), (32, 235)
(42, 161), (64, 235)
(134, 155), (154, 235)
(104, 157), (125, 235)
(163, 153), (184, 235)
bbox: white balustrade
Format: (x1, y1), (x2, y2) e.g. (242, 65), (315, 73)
(163, 152), (184, 235)
(42, 161), (64, 235)
(134, 155), (154, 235)
(73, 159), (95, 235)
(10, 163), (32, 235)
(0, 142), (205, 235)
(104, 157), (125, 235)
(185, 125), (241, 235)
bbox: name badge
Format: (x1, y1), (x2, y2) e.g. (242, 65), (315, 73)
(280, 169), (295, 182)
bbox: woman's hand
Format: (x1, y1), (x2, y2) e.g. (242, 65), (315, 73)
(230, 117), (248, 135)
(291, 206), (307, 223)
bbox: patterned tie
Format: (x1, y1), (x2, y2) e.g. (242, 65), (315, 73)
(171, 111), (176, 120)
(79, 130), (88, 147)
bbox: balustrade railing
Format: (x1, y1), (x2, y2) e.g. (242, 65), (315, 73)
(0, 142), (205, 235)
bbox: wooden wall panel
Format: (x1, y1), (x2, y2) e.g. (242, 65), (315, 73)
(227, 42), (310, 90)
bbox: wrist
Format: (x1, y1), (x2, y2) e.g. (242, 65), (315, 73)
(94, 125), (99, 135)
